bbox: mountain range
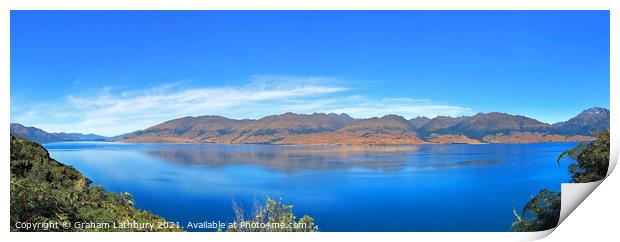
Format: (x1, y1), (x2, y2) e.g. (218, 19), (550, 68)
(9, 123), (107, 144)
(113, 107), (609, 145)
(11, 107), (609, 145)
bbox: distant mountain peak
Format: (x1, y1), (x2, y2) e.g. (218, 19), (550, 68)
(552, 107), (609, 136)
(408, 116), (432, 129)
(10, 123), (107, 143)
(379, 114), (408, 121)
(342, 114), (416, 136)
(20, 107), (606, 145)
(577, 107), (609, 116)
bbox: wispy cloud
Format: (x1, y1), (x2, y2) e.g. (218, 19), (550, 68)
(11, 75), (473, 136)
(320, 97), (473, 119)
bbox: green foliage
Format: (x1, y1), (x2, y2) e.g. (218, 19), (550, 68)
(557, 128), (610, 183)
(512, 129), (610, 231)
(512, 189), (561, 232)
(229, 197), (318, 232)
(10, 135), (182, 231)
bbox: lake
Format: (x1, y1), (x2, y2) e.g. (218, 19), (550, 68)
(43, 142), (574, 232)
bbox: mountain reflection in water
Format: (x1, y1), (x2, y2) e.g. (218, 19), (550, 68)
(44, 141), (575, 231)
(145, 145), (503, 172)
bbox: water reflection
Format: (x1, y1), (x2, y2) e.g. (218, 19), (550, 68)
(145, 145), (504, 172)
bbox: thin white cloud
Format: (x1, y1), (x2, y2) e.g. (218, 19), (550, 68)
(322, 97), (473, 119)
(11, 75), (473, 136)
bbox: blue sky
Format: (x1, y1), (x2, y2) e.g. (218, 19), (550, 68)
(11, 11), (609, 136)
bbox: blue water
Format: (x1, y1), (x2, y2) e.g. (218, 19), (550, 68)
(43, 142), (574, 232)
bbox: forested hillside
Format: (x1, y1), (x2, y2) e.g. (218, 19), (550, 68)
(10, 134), (182, 231)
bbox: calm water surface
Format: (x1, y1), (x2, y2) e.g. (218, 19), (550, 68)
(44, 142), (574, 232)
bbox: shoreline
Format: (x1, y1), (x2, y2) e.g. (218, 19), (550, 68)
(57, 139), (591, 146)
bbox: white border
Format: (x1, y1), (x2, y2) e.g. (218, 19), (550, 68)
(0, 1), (616, 242)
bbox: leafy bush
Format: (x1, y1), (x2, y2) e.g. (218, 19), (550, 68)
(511, 189), (561, 232)
(558, 128), (610, 183)
(229, 197), (318, 232)
(512, 128), (610, 231)
(10, 135), (182, 231)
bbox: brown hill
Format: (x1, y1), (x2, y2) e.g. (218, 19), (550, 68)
(340, 115), (416, 136)
(278, 115), (423, 145)
(120, 113), (357, 144)
(441, 112), (551, 140)
(225, 112), (353, 143)
(222, 114), (424, 145)
(408, 116), (431, 129)
(116, 107), (607, 145)
(427, 135), (483, 144)
(417, 116), (467, 138)
(118, 113), (424, 145)
(121, 115), (252, 143)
